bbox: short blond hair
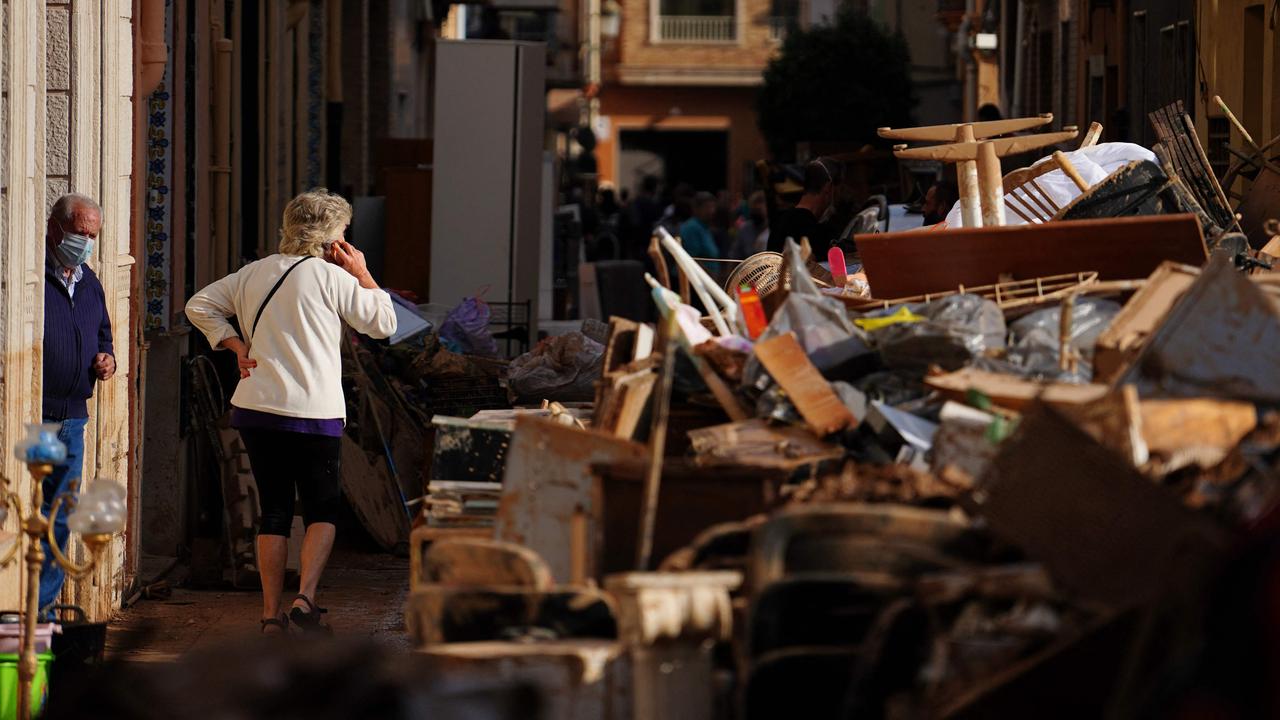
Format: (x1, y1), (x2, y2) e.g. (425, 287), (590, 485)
(279, 188), (351, 257)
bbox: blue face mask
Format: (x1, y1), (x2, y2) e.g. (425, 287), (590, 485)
(55, 228), (95, 268)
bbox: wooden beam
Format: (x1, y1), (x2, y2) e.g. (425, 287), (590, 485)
(877, 115), (1053, 142)
(891, 130), (1081, 161)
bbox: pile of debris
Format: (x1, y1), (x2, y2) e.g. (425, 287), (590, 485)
(399, 108), (1280, 719)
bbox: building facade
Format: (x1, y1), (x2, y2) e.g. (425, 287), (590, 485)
(594, 0), (787, 197)
(1, 0), (139, 621)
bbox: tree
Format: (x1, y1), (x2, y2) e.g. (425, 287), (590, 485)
(757, 8), (916, 159)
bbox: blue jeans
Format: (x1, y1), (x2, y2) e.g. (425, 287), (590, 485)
(38, 416), (88, 613)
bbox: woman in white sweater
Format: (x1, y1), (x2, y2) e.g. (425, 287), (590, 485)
(186, 188), (396, 634)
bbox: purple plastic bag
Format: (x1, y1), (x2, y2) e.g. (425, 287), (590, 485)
(439, 297), (498, 357)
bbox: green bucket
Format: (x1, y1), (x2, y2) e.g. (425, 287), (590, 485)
(0, 653), (52, 720)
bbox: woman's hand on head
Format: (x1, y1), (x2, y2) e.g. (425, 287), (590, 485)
(328, 239), (379, 289)
(328, 239), (368, 278)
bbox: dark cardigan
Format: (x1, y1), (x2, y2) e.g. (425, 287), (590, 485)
(43, 263), (113, 420)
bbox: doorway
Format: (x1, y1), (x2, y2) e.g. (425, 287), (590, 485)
(618, 129), (729, 197)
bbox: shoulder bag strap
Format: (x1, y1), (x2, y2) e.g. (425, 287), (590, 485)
(249, 256), (315, 339)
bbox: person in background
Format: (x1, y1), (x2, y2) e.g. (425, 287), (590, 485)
(768, 158), (841, 255)
(40, 192), (115, 616)
(679, 191), (720, 264)
(921, 180), (960, 226)
(629, 176), (663, 239)
(658, 183), (695, 238)
(186, 188), (397, 635)
(730, 190), (770, 259)
(712, 190), (735, 257)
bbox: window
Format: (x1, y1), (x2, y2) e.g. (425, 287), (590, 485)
(654, 0), (736, 43)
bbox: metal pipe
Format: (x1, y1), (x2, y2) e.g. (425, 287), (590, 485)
(1011, 0), (1026, 117)
(213, 37), (233, 278)
(138, 0), (168, 97)
(586, 0), (601, 125)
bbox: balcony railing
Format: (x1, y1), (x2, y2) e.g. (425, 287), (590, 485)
(655, 14), (737, 43)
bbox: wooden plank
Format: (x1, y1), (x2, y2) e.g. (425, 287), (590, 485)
(877, 116), (1053, 142)
(495, 417), (647, 583)
(856, 215), (1208, 300)
(891, 131), (1081, 161)
(1139, 398), (1256, 457)
(1092, 262), (1199, 383)
(1118, 253), (1280, 402)
(340, 435), (412, 551)
(638, 315), (678, 570)
(924, 368), (1109, 413)
(754, 333), (856, 435)
(1055, 386), (1147, 467)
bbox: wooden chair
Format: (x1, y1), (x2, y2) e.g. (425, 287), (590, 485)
(1148, 100), (1239, 232)
(1079, 121), (1103, 149)
(1001, 150), (1091, 224)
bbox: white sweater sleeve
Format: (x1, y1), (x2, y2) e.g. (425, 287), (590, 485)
(185, 270), (243, 349)
(333, 273), (398, 339)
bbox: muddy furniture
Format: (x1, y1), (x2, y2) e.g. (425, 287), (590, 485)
(742, 505), (983, 719)
(1000, 151), (1091, 223)
(1147, 100), (1239, 234)
(878, 116), (1080, 228)
(1057, 159), (1224, 242)
(591, 458), (788, 576)
(606, 572), (740, 720)
(855, 214), (1208, 300)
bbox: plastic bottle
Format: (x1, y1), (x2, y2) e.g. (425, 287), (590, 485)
(738, 283), (768, 340)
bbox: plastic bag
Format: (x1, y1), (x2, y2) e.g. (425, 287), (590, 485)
(1005, 297), (1122, 381)
(508, 332), (604, 403)
(943, 142), (1157, 228)
(742, 239), (865, 388)
(873, 294), (1006, 372)
(438, 297), (498, 357)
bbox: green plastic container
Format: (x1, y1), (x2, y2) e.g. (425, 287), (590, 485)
(0, 652), (52, 720)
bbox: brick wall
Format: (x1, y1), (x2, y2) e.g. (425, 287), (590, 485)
(614, 0), (779, 79)
(47, 0), (70, 210)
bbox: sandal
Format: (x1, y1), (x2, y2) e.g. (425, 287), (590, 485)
(289, 594), (331, 635)
(260, 615), (289, 635)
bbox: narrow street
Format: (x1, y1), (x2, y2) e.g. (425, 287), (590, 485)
(105, 549), (410, 662)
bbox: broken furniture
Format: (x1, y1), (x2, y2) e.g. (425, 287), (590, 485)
(1114, 252), (1280, 403)
(592, 458), (787, 576)
(1055, 158), (1225, 245)
(495, 417), (646, 584)
(405, 538), (615, 647)
(1001, 150), (1090, 223)
(409, 539), (626, 720)
(1147, 100), (1238, 234)
(977, 405), (1229, 608)
(605, 572), (740, 720)
(878, 115), (1080, 227)
(1213, 95), (1280, 250)
(855, 214), (1207, 300)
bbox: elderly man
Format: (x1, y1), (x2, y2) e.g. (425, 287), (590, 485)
(41, 193), (115, 614)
